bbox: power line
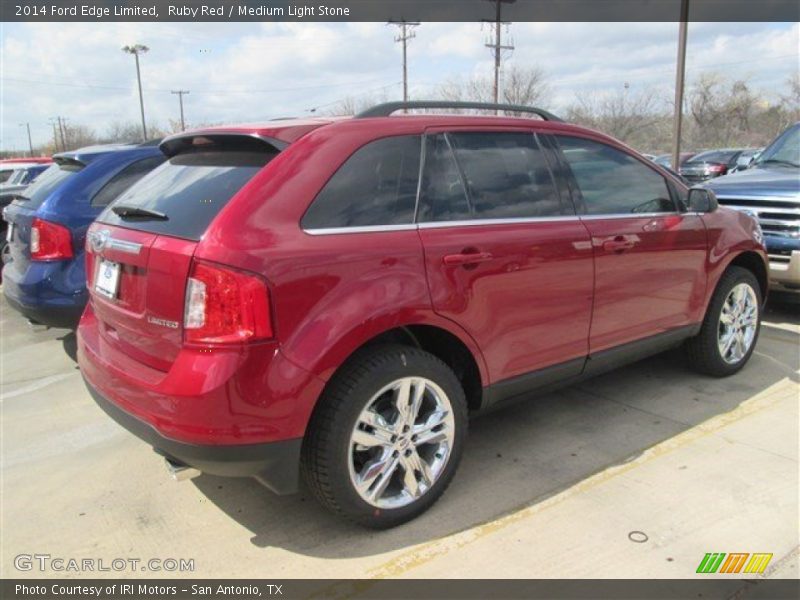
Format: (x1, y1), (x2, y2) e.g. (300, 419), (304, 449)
(0, 74), (401, 95)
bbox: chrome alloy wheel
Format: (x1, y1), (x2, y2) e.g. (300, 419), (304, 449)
(348, 377), (455, 509)
(717, 283), (758, 364)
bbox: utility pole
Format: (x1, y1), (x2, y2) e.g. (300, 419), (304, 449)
(484, 0), (516, 110)
(49, 119), (60, 152)
(57, 116), (67, 150)
(171, 90), (190, 131)
(122, 44), (149, 141)
(388, 20), (420, 105)
(19, 123), (33, 157)
(671, 0), (690, 171)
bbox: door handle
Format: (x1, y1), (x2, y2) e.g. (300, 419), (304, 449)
(602, 237), (635, 253)
(443, 251), (494, 266)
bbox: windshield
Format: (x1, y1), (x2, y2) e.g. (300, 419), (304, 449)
(687, 150), (738, 164)
(755, 124), (800, 167)
(12, 163), (83, 209)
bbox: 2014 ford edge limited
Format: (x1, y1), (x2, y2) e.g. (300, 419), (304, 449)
(77, 101), (768, 528)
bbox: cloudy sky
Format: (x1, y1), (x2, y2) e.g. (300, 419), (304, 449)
(1, 21), (798, 150)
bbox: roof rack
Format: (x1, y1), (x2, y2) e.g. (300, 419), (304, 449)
(355, 101), (564, 122)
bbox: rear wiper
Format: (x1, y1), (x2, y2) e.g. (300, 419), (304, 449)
(111, 205), (168, 220)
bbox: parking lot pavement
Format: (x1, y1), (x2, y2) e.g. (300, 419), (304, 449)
(1, 295), (797, 580)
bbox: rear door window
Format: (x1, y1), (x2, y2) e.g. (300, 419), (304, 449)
(91, 155), (166, 207)
(301, 135), (421, 230)
(419, 132), (564, 222)
(98, 151), (274, 240)
(448, 132), (563, 219)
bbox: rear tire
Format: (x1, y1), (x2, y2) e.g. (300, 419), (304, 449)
(302, 344), (468, 528)
(686, 266), (762, 377)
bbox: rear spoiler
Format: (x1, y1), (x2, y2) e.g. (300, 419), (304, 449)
(52, 155), (86, 169)
(159, 132), (289, 158)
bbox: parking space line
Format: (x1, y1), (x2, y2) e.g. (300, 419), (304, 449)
(0, 372), (76, 402)
(364, 378), (795, 580)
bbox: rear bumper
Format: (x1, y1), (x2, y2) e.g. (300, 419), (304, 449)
(84, 377), (302, 494)
(2, 257), (87, 327)
(3, 292), (84, 328)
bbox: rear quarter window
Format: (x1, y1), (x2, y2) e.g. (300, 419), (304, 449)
(301, 135), (422, 230)
(97, 151), (273, 240)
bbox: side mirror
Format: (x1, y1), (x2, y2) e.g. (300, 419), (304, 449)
(688, 187), (719, 213)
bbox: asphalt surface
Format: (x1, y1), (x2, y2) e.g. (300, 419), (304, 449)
(1, 294), (797, 579)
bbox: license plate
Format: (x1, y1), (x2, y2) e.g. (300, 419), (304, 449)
(95, 259), (121, 299)
(5, 223), (13, 243)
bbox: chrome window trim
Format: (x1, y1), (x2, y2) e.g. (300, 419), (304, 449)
(579, 211), (683, 220)
(418, 215), (580, 229)
(302, 212), (696, 234)
(303, 224), (418, 236)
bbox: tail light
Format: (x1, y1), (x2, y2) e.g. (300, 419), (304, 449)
(183, 260), (273, 344)
(707, 164), (728, 175)
(31, 218), (73, 261)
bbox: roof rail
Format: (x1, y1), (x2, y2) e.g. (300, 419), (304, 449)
(355, 101), (564, 122)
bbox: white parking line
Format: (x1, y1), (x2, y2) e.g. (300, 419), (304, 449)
(0, 372), (76, 402)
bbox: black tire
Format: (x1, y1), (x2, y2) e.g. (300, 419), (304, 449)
(686, 266), (762, 377)
(301, 344), (468, 528)
(0, 238), (9, 284)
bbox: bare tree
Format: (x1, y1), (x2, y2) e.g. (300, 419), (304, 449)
(566, 87), (663, 147)
(437, 65), (551, 114)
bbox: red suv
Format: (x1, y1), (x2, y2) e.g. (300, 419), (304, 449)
(77, 101), (768, 528)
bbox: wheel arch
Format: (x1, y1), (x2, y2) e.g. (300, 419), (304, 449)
(311, 321), (487, 413)
(728, 250), (768, 303)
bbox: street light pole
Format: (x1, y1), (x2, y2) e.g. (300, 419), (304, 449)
(671, 0), (689, 171)
(122, 44), (149, 141)
(19, 123), (34, 157)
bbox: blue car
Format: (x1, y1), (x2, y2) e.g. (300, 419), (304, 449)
(2, 143), (165, 327)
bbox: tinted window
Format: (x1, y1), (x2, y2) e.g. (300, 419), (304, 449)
(301, 135), (421, 229)
(14, 163), (83, 209)
(0, 170), (13, 184)
(556, 136), (675, 215)
(98, 151), (272, 240)
(418, 134), (470, 222)
(688, 150), (739, 164)
(449, 132), (562, 219)
(91, 155), (165, 207)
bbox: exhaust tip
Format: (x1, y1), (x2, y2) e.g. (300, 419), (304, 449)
(164, 458), (200, 482)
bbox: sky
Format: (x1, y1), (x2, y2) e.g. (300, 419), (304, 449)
(1, 20), (798, 150)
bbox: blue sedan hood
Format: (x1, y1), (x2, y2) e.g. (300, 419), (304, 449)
(706, 165), (800, 197)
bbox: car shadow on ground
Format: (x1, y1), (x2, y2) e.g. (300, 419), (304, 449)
(58, 330), (78, 363)
(192, 299), (799, 558)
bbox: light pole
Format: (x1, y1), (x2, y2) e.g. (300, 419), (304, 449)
(19, 123), (34, 157)
(122, 44), (149, 141)
(671, 0), (689, 171)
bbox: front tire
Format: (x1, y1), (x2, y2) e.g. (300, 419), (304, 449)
(302, 344), (468, 528)
(686, 266), (762, 377)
